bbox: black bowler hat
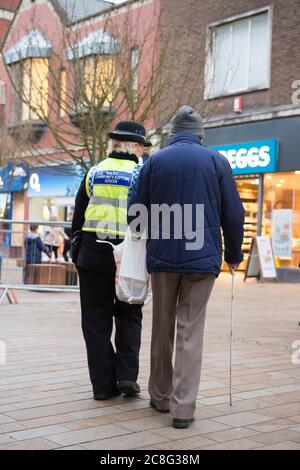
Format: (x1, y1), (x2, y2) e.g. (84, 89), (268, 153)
(108, 120), (152, 147)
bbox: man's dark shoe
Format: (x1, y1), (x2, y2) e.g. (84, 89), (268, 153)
(150, 400), (169, 413)
(117, 381), (140, 396)
(93, 391), (121, 400)
(172, 417), (195, 429)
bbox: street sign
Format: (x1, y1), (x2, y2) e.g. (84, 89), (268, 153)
(244, 236), (277, 281)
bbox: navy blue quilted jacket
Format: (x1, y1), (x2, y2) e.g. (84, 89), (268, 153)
(128, 132), (244, 276)
(24, 233), (45, 265)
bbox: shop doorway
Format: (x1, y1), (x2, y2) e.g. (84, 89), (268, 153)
(235, 177), (260, 270)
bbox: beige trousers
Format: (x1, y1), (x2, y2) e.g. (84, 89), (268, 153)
(148, 272), (215, 419)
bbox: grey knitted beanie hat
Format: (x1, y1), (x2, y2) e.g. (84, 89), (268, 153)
(170, 105), (204, 140)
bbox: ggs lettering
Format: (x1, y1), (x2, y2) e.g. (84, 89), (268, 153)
(219, 145), (271, 170)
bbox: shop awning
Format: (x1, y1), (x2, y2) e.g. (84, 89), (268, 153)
(4, 30), (52, 65)
(66, 29), (120, 60)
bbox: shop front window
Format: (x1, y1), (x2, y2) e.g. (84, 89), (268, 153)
(235, 177), (259, 269)
(263, 172), (300, 268)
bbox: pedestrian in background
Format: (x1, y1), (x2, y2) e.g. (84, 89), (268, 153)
(24, 224), (49, 283)
(44, 217), (68, 260)
(0, 251), (3, 281)
(62, 226), (71, 262)
(71, 121), (152, 400)
(128, 105), (244, 428)
(141, 146), (151, 164)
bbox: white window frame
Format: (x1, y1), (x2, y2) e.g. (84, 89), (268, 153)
(130, 47), (139, 94)
(0, 81), (6, 105)
(204, 6), (273, 99)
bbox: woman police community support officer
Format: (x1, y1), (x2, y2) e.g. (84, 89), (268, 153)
(71, 121), (151, 400)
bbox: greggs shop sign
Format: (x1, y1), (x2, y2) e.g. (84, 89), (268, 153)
(212, 140), (278, 175)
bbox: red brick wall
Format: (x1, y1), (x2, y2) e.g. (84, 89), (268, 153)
(159, 0), (300, 123)
(0, 17), (9, 44)
(0, 0), (161, 156)
(0, 0), (21, 11)
(0, 0), (20, 48)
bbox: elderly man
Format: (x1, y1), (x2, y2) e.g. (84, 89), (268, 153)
(128, 106), (244, 428)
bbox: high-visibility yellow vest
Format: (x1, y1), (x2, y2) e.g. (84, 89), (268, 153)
(82, 157), (137, 237)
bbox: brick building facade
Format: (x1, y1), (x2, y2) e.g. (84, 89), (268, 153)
(159, 0), (300, 272)
(0, 0), (159, 233)
(0, 0), (21, 47)
(159, 0), (300, 121)
(1, 0), (300, 272)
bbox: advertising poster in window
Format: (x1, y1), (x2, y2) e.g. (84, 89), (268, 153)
(272, 209), (293, 258)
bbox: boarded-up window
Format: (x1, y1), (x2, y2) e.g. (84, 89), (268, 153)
(10, 58), (49, 124)
(83, 55), (115, 107)
(22, 58), (49, 120)
(59, 69), (67, 117)
(206, 10), (271, 98)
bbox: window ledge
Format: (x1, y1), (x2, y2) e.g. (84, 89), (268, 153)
(69, 106), (116, 131)
(205, 85), (270, 101)
(8, 120), (48, 143)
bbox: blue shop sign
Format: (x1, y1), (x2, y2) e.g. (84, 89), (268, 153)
(212, 140), (278, 175)
(28, 165), (84, 198)
(0, 162), (28, 192)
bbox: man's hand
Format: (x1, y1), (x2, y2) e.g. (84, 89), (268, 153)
(227, 263), (240, 274)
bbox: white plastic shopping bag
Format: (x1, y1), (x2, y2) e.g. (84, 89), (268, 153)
(113, 241), (123, 286)
(114, 228), (149, 304)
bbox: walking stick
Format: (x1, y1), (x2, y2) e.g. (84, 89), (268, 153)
(229, 269), (235, 407)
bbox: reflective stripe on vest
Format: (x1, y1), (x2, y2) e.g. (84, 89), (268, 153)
(89, 196), (128, 209)
(82, 158), (137, 236)
(83, 220), (128, 233)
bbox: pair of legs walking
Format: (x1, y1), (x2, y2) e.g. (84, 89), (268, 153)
(78, 233), (214, 418)
(45, 244), (59, 260)
(77, 236), (142, 397)
(149, 272), (215, 420)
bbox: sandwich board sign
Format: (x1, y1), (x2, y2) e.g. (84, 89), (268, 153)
(244, 236), (277, 281)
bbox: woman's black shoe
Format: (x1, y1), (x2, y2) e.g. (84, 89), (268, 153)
(93, 391), (121, 400)
(117, 381), (140, 396)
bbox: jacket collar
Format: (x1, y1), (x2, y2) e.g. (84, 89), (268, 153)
(108, 151), (139, 164)
(169, 132), (202, 146)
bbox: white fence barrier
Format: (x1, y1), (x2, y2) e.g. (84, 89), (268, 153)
(0, 219), (79, 302)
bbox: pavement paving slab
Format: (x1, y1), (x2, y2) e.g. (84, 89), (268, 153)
(0, 275), (300, 449)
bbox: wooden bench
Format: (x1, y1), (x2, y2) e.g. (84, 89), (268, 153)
(25, 264), (66, 285)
